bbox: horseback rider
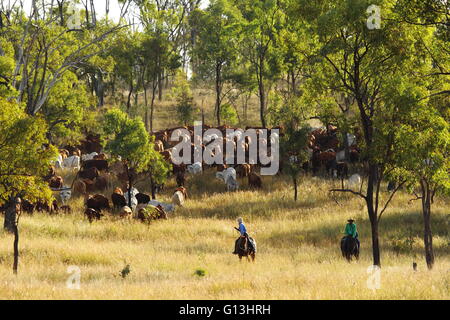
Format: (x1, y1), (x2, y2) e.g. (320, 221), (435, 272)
(343, 218), (360, 250)
(233, 217), (249, 254)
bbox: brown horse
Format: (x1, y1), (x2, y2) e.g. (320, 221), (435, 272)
(236, 235), (256, 262)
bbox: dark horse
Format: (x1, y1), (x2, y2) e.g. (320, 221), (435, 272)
(341, 236), (359, 261)
(236, 235), (256, 262)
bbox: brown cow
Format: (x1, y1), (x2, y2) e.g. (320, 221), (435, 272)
(86, 194), (110, 212)
(83, 178), (96, 193)
(248, 172), (262, 189)
(85, 208), (103, 223)
(161, 150), (172, 162)
(216, 164), (228, 172)
(73, 180), (87, 196)
(94, 175), (109, 191)
(78, 167), (100, 180)
(60, 205), (72, 214)
(49, 176), (64, 189)
(59, 149), (69, 159)
(154, 140), (164, 153)
(236, 164), (251, 178)
(82, 160), (109, 172)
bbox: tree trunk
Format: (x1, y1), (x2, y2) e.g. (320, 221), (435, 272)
(4, 197), (18, 233)
(4, 196), (21, 274)
(150, 81), (157, 133)
(125, 164), (133, 208)
(150, 174), (156, 200)
(258, 57), (266, 128)
(126, 80), (133, 112)
(13, 225), (19, 275)
(158, 71), (163, 101)
(97, 72), (105, 107)
(215, 62), (222, 126)
(143, 84), (149, 132)
(293, 176), (298, 202)
(420, 179), (435, 270)
(342, 131), (350, 161)
(367, 163), (381, 267)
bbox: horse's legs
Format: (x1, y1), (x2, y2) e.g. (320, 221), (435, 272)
(251, 253), (255, 262)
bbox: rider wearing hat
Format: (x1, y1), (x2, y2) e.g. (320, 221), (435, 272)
(344, 218), (360, 249)
(233, 217), (248, 254)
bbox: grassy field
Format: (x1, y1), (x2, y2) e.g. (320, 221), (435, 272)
(0, 171), (448, 300)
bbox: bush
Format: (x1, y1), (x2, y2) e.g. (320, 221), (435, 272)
(220, 103), (238, 126)
(194, 268), (207, 277)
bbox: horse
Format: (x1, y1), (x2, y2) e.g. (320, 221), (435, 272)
(341, 236), (359, 261)
(235, 235), (256, 262)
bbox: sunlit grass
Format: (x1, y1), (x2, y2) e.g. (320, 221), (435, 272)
(0, 170), (448, 300)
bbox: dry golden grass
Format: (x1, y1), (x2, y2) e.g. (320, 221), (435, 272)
(0, 171), (448, 300)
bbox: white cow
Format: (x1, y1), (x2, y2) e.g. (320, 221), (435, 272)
(63, 155), (81, 171)
(187, 162), (203, 175)
(216, 167), (237, 184)
(60, 188), (72, 205)
(82, 152), (98, 161)
(226, 175), (239, 192)
(53, 154), (64, 169)
(347, 133), (357, 147)
(171, 191), (186, 207)
(148, 200), (175, 213)
(124, 187), (139, 210)
(336, 150), (346, 162)
(348, 174), (362, 190)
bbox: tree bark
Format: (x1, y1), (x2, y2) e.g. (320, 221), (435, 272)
(150, 81), (157, 133)
(215, 62), (222, 126)
(125, 164), (133, 208)
(13, 225), (19, 275)
(258, 56), (266, 128)
(3, 196), (21, 274)
(143, 83), (149, 132)
(126, 80), (133, 112)
(420, 178), (435, 270)
(158, 70), (163, 101)
(366, 163), (381, 267)
(293, 176), (298, 202)
(150, 174), (156, 200)
(4, 197), (18, 233)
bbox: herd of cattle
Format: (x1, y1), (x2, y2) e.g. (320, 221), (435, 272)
(4, 125), (363, 223)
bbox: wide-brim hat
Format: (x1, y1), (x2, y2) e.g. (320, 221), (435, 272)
(347, 218), (355, 222)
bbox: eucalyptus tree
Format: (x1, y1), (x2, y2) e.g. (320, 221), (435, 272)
(190, 0), (243, 126)
(103, 108), (170, 205)
(293, 0), (436, 267)
(234, 0), (286, 127)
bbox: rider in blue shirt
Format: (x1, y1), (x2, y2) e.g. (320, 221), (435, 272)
(233, 217), (248, 254)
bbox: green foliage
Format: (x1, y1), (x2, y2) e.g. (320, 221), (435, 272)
(172, 72), (198, 125)
(102, 108), (170, 184)
(281, 125), (311, 179)
(0, 98), (57, 204)
(194, 268), (207, 277)
(220, 103), (239, 126)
